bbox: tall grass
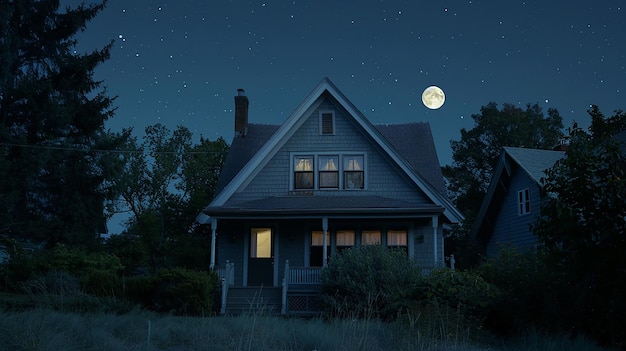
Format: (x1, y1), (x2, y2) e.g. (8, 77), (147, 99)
(0, 307), (611, 351)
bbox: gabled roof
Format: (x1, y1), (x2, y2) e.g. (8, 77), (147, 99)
(202, 77), (463, 224)
(502, 147), (567, 184)
(471, 146), (565, 243)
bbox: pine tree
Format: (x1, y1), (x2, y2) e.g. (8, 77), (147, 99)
(0, 0), (124, 245)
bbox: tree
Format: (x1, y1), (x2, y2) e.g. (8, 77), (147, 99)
(115, 124), (229, 269)
(442, 102), (563, 268)
(533, 107), (626, 346)
(0, 0), (126, 245)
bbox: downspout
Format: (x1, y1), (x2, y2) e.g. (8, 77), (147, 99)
(210, 217), (217, 270)
(322, 217), (328, 267)
(432, 216), (438, 268)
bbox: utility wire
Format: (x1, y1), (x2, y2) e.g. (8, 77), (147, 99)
(0, 141), (226, 155)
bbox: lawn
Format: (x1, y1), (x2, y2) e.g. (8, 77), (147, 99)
(0, 308), (609, 351)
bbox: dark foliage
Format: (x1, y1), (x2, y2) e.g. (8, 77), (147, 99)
(533, 107), (626, 347)
(124, 268), (220, 316)
(0, 0), (129, 246)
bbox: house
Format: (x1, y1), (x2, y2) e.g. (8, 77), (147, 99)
(196, 77), (463, 315)
(471, 146), (566, 257)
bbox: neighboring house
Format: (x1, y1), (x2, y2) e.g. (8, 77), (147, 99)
(196, 77), (463, 315)
(471, 146), (566, 257)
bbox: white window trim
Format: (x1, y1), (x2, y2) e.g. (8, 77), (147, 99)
(290, 152), (367, 191)
(319, 110), (335, 135)
(518, 187), (531, 216)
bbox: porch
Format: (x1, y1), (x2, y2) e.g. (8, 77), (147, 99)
(216, 260), (322, 316)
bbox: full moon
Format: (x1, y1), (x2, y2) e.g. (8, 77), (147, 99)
(422, 86), (445, 109)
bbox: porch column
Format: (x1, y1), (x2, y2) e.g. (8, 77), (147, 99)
(322, 216), (328, 267)
(210, 217), (217, 270)
(432, 216), (438, 267)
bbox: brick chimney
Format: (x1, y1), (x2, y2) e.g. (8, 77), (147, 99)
(234, 88), (248, 137)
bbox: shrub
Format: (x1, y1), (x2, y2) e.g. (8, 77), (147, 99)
(125, 268), (219, 316)
(475, 247), (558, 336)
(421, 268), (498, 322)
(320, 245), (422, 320)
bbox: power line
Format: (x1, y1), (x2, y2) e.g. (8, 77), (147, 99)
(0, 142), (227, 155)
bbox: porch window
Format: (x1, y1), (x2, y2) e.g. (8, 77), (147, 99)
(294, 156), (314, 189)
(361, 230), (381, 245)
(250, 228), (272, 258)
(387, 230), (408, 254)
(310, 231), (330, 267)
(336, 230), (355, 253)
(344, 155), (364, 189)
(318, 155), (339, 189)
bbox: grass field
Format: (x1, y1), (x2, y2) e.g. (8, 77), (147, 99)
(0, 307), (609, 351)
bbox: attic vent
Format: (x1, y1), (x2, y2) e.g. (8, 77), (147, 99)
(320, 111), (335, 135)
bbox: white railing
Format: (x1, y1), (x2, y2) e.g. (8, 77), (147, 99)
(218, 261), (234, 315)
(289, 266), (322, 285)
(282, 260), (323, 315)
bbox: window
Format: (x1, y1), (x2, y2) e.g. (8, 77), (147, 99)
(294, 156), (314, 189)
(336, 230), (355, 253)
(344, 155), (364, 189)
(518, 188), (530, 215)
(292, 153), (366, 191)
(318, 155), (339, 188)
(320, 111), (335, 135)
(250, 228), (272, 258)
(361, 230), (381, 245)
(310, 231), (330, 267)
(387, 230), (408, 254)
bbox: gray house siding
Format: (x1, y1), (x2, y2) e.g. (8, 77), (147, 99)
(216, 218), (441, 288)
(486, 164), (541, 256)
(227, 97), (430, 206)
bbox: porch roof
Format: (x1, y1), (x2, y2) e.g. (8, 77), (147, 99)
(203, 195), (444, 218)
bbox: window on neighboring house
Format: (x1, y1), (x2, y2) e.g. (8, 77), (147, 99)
(320, 111), (335, 135)
(310, 230), (330, 267)
(344, 155), (364, 189)
(361, 230), (381, 245)
(518, 187), (531, 215)
(336, 230), (355, 253)
(387, 230), (408, 254)
(294, 156), (314, 189)
(319, 155), (339, 188)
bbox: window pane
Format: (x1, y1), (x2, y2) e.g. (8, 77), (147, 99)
(251, 228), (272, 258)
(295, 172), (314, 189)
(319, 156), (338, 170)
(311, 231), (329, 246)
(344, 171), (364, 189)
(344, 156), (363, 170)
(362, 230), (381, 245)
(337, 230), (355, 246)
(319, 172), (338, 188)
(387, 230), (407, 246)
(294, 156), (313, 171)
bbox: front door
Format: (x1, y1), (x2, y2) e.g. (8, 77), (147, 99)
(248, 228), (273, 286)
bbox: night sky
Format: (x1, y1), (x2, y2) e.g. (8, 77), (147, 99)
(65, 0), (625, 166)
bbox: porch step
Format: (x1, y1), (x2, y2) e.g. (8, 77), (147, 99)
(224, 286), (282, 315)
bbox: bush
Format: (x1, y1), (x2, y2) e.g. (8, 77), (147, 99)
(320, 246), (422, 320)
(475, 247), (558, 336)
(125, 268), (219, 316)
(421, 268), (498, 322)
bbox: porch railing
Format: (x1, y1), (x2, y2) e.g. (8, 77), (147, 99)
(217, 261), (234, 315)
(282, 260), (322, 314)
